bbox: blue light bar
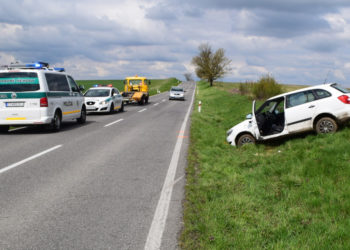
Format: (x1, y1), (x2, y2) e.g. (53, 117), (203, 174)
(26, 63), (43, 69)
(93, 84), (99, 87)
(54, 67), (65, 72)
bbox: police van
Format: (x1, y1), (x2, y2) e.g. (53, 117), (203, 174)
(0, 62), (86, 132)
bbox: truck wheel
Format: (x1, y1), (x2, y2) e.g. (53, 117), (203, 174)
(316, 117), (338, 134)
(0, 125), (9, 133)
(77, 107), (86, 124)
(49, 111), (61, 132)
(237, 133), (256, 147)
(145, 96), (149, 104)
(139, 97), (145, 105)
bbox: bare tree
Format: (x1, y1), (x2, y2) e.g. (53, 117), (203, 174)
(192, 43), (231, 86)
(184, 72), (193, 81)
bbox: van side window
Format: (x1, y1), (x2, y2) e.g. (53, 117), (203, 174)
(314, 89), (331, 99)
(46, 74), (70, 91)
(67, 76), (80, 92)
(286, 90), (316, 108)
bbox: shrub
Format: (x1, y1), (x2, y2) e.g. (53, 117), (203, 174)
(252, 75), (283, 100)
(238, 81), (254, 96)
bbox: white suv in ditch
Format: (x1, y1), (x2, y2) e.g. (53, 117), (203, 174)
(0, 62), (86, 132)
(226, 83), (350, 147)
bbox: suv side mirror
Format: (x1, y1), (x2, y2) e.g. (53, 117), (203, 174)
(246, 113), (252, 119)
(79, 85), (85, 91)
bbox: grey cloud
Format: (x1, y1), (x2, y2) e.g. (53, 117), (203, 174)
(234, 9), (331, 38)
(170, 0), (350, 13)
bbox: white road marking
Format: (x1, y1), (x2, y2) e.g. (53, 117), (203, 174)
(9, 126), (26, 132)
(0, 145), (63, 175)
(144, 85), (196, 250)
(153, 103), (159, 106)
(104, 118), (124, 127)
(138, 108), (147, 113)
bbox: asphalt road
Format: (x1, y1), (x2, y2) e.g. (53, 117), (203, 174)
(0, 81), (195, 250)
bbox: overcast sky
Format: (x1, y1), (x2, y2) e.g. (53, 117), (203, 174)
(2, 0), (350, 85)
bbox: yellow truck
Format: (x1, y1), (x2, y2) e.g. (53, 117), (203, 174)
(122, 75), (150, 105)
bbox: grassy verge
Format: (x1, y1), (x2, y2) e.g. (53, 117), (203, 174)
(76, 78), (180, 96)
(180, 81), (350, 249)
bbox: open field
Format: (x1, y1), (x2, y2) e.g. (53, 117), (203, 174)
(76, 78), (180, 95)
(180, 81), (350, 249)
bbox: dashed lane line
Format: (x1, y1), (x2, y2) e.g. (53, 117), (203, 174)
(138, 108), (147, 113)
(104, 118), (124, 127)
(0, 145), (63, 175)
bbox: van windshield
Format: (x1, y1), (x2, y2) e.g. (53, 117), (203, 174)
(0, 72), (40, 92)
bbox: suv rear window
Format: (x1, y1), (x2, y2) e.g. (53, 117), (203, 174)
(0, 72), (40, 92)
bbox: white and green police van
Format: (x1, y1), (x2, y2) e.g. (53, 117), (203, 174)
(0, 62), (86, 132)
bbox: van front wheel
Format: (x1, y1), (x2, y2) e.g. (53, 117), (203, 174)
(77, 108), (87, 124)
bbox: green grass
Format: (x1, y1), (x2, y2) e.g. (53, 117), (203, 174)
(76, 78), (180, 95)
(180, 81), (350, 249)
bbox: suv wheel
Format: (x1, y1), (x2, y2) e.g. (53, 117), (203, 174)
(237, 133), (256, 147)
(316, 117), (338, 134)
(119, 102), (124, 112)
(77, 107), (86, 124)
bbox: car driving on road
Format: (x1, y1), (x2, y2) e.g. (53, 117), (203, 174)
(0, 62), (86, 132)
(169, 86), (185, 100)
(84, 85), (124, 114)
(227, 83), (350, 147)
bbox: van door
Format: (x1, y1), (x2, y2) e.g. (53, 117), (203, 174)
(0, 72), (42, 123)
(45, 73), (73, 120)
(67, 75), (83, 118)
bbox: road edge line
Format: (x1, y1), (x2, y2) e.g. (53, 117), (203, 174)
(144, 83), (196, 250)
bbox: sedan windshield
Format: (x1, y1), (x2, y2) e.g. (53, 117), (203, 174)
(84, 89), (110, 97)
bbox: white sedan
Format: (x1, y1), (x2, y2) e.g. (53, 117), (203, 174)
(227, 83), (350, 147)
(84, 86), (124, 114)
(169, 86), (185, 100)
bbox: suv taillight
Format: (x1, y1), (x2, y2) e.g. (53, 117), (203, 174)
(338, 95), (350, 104)
(40, 97), (48, 107)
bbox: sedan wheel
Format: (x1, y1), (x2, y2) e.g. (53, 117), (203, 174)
(237, 134), (256, 147)
(316, 117), (338, 134)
